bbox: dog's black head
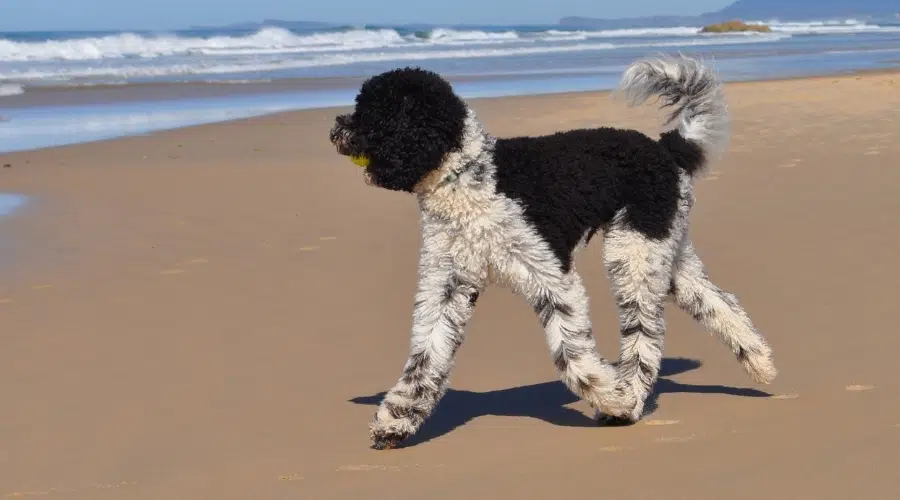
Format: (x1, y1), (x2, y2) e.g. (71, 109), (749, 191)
(329, 67), (468, 192)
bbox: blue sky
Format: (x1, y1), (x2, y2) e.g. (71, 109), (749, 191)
(0, 0), (735, 31)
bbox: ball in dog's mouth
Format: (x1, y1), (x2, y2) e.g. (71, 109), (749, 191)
(350, 154), (370, 168)
(347, 155), (375, 185)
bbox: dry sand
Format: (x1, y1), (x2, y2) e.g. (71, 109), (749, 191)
(2, 71), (900, 499)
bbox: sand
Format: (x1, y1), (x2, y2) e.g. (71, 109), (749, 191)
(2, 71), (900, 499)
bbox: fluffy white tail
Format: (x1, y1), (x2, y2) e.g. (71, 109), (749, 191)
(619, 55), (730, 163)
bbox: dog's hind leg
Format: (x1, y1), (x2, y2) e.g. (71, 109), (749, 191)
(670, 240), (776, 384)
(528, 270), (635, 420)
(601, 215), (681, 423)
(369, 225), (486, 450)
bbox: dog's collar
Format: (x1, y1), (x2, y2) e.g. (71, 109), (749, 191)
(439, 170), (461, 186)
(438, 158), (478, 188)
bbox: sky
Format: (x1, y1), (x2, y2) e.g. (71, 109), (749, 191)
(0, 0), (736, 31)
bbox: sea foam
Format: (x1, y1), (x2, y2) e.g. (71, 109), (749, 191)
(0, 83), (24, 96)
(0, 33), (790, 82)
(0, 25), (800, 63)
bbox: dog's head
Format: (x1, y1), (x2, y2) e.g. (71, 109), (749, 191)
(329, 67), (469, 192)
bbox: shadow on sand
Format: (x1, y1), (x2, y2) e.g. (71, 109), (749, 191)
(350, 357), (770, 448)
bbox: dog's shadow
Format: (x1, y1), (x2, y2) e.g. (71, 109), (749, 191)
(349, 357), (770, 448)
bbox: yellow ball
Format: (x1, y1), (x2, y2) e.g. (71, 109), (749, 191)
(350, 155), (370, 168)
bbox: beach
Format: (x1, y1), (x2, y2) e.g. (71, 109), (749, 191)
(2, 70), (900, 499)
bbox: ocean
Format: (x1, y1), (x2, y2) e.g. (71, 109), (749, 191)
(2, 18), (900, 153)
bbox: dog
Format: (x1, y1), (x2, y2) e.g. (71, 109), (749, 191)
(329, 55), (777, 450)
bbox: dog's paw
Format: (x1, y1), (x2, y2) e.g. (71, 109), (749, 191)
(741, 347), (777, 385)
(594, 382), (640, 421)
(369, 405), (418, 450)
(370, 427), (411, 450)
(595, 411), (638, 427)
(594, 396), (644, 426)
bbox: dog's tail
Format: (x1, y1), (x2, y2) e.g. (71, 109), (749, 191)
(618, 55), (729, 176)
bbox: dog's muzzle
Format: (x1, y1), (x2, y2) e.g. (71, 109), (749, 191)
(329, 114), (356, 156)
(330, 114), (376, 186)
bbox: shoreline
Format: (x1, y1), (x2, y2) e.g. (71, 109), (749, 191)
(3, 64), (900, 157)
(1, 70), (617, 109)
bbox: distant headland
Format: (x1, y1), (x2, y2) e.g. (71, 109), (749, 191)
(560, 0), (899, 29)
(187, 0), (900, 33)
(700, 20), (772, 33)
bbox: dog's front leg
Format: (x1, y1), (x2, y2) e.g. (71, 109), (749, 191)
(370, 238), (484, 450)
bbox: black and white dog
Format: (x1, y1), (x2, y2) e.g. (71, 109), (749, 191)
(329, 55), (776, 450)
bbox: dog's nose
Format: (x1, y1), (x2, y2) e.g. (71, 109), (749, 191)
(333, 114), (353, 134)
(329, 122), (343, 145)
(329, 114), (365, 156)
(330, 114), (353, 143)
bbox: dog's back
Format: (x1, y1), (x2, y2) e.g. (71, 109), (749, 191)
(492, 127), (684, 270)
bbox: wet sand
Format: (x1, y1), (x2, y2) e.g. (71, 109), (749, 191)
(1, 71), (899, 499)
(0, 77), (367, 109)
(0, 70), (612, 110)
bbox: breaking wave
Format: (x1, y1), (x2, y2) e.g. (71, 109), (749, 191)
(0, 33), (792, 82)
(757, 19), (900, 34)
(0, 25), (796, 63)
(0, 83), (24, 96)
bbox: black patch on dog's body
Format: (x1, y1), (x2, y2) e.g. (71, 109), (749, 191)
(494, 127), (689, 272)
(658, 130), (706, 176)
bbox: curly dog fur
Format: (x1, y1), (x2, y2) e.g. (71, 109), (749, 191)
(329, 55), (777, 450)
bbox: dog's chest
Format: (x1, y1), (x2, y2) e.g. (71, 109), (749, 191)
(421, 187), (559, 290)
(422, 187), (504, 254)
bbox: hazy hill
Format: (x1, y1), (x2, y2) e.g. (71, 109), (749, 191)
(560, 0), (899, 28)
(717, 0), (898, 20)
